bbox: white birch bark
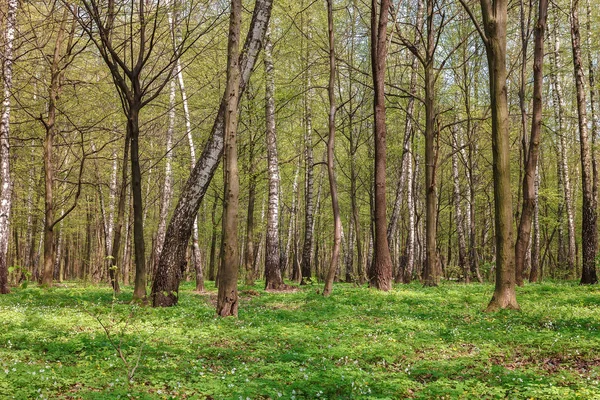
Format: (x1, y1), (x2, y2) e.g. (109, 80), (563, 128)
(552, 6), (576, 274)
(0, 0), (17, 294)
(264, 28), (283, 289)
(151, 0), (273, 306)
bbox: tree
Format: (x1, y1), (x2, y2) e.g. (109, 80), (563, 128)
(151, 0), (273, 307)
(77, 0), (210, 301)
(570, 0), (598, 285)
(460, 0), (519, 310)
(369, 0), (393, 291)
(216, 0), (242, 317)
(514, 0), (548, 285)
(0, 0), (17, 294)
(264, 27), (285, 291)
(323, 0), (341, 297)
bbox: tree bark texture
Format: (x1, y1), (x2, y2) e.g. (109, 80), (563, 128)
(0, 0), (17, 294)
(216, 0), (242, 317)
(264, 28), (284, 290)
(151, 0), (273, 306)
(369, 0), (393, 291)
(570, 0), (598, 284)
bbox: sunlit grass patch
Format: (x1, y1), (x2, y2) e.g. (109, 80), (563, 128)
(0, 281), (599, 399)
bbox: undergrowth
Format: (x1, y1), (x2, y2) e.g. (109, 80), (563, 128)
(0, 281), (599, 399)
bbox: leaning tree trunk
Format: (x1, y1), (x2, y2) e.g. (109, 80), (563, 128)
(0, 0), (17, 294)
(151, 0), (273, 307)
(515, 0), (547, 286)
(263, 28), (284, 290)
(323, 0), (341, 297)
(216, 0), (242, 317)
(172, 6), (204, 292)
(570, 0), (598, 284)
(370, 0), (393, 291)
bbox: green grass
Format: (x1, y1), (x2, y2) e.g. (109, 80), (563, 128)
(0, 281), (599, 399)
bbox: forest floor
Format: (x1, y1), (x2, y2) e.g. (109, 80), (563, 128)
(0, 281), (599, 399)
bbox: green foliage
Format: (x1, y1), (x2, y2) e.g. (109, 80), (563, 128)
(0, 282), (599, 399)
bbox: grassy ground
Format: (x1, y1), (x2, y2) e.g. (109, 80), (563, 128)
(0, 281), (599, 399)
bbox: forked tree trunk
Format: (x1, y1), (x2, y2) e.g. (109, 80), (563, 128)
(264, 28), (284, 290)
(515, 0), (547, 285)
(570, 0), (598, 284)
(0, 0), (17, 294)
(216, 0), (242, 317)
(323, 0), (341, 297)
(42, 10), (70, 287)
(369, 0), (393, 291)
(151, 0), (273, 306)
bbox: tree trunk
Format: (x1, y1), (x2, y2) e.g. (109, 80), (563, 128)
(551, 3), (576, 276)
(0, 0), (17, 294)
(323, 0), (341, 297)
(452, 126), (469, 282)
(129, 106), (148, 302)
(216, 0), (242, 317)
(570, 0), (598, 284)
(515, 0), (547, 286)
(422, 0), (438, 287)
(151, 0), (273, 306)
(370, 0), (393, 291)
(300, 28), (315, 284)
(463, 0), (519, 310)
(155, 78), (176, 270)
(264, 29), (284, 290)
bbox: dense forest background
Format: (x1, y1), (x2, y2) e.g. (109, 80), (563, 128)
(0, 0), (598, 308)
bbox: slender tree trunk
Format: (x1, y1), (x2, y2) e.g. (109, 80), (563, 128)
(323, 0), (341, 297)
(217, 0), (242, 317)
(530, 165), (541, 281)
(300, 30), (315, 284)
(452, 126), (469, 282)
(370, 0), (393, 291)
(585, 0), (599, 207)
(155, 79), (176, 268)
(551, 3), (576, 276)
(422, 0), (438, 287)
(129, 106), (148, 302)
(570, 0), (598, 284)
(41, 11), (70, 287)
(264, 28), (284, 290)
(515, 0), (548, 286)
(0, 0), (17, 294)
(151, 0), (273, 306)
(284, 160), (300, 278)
